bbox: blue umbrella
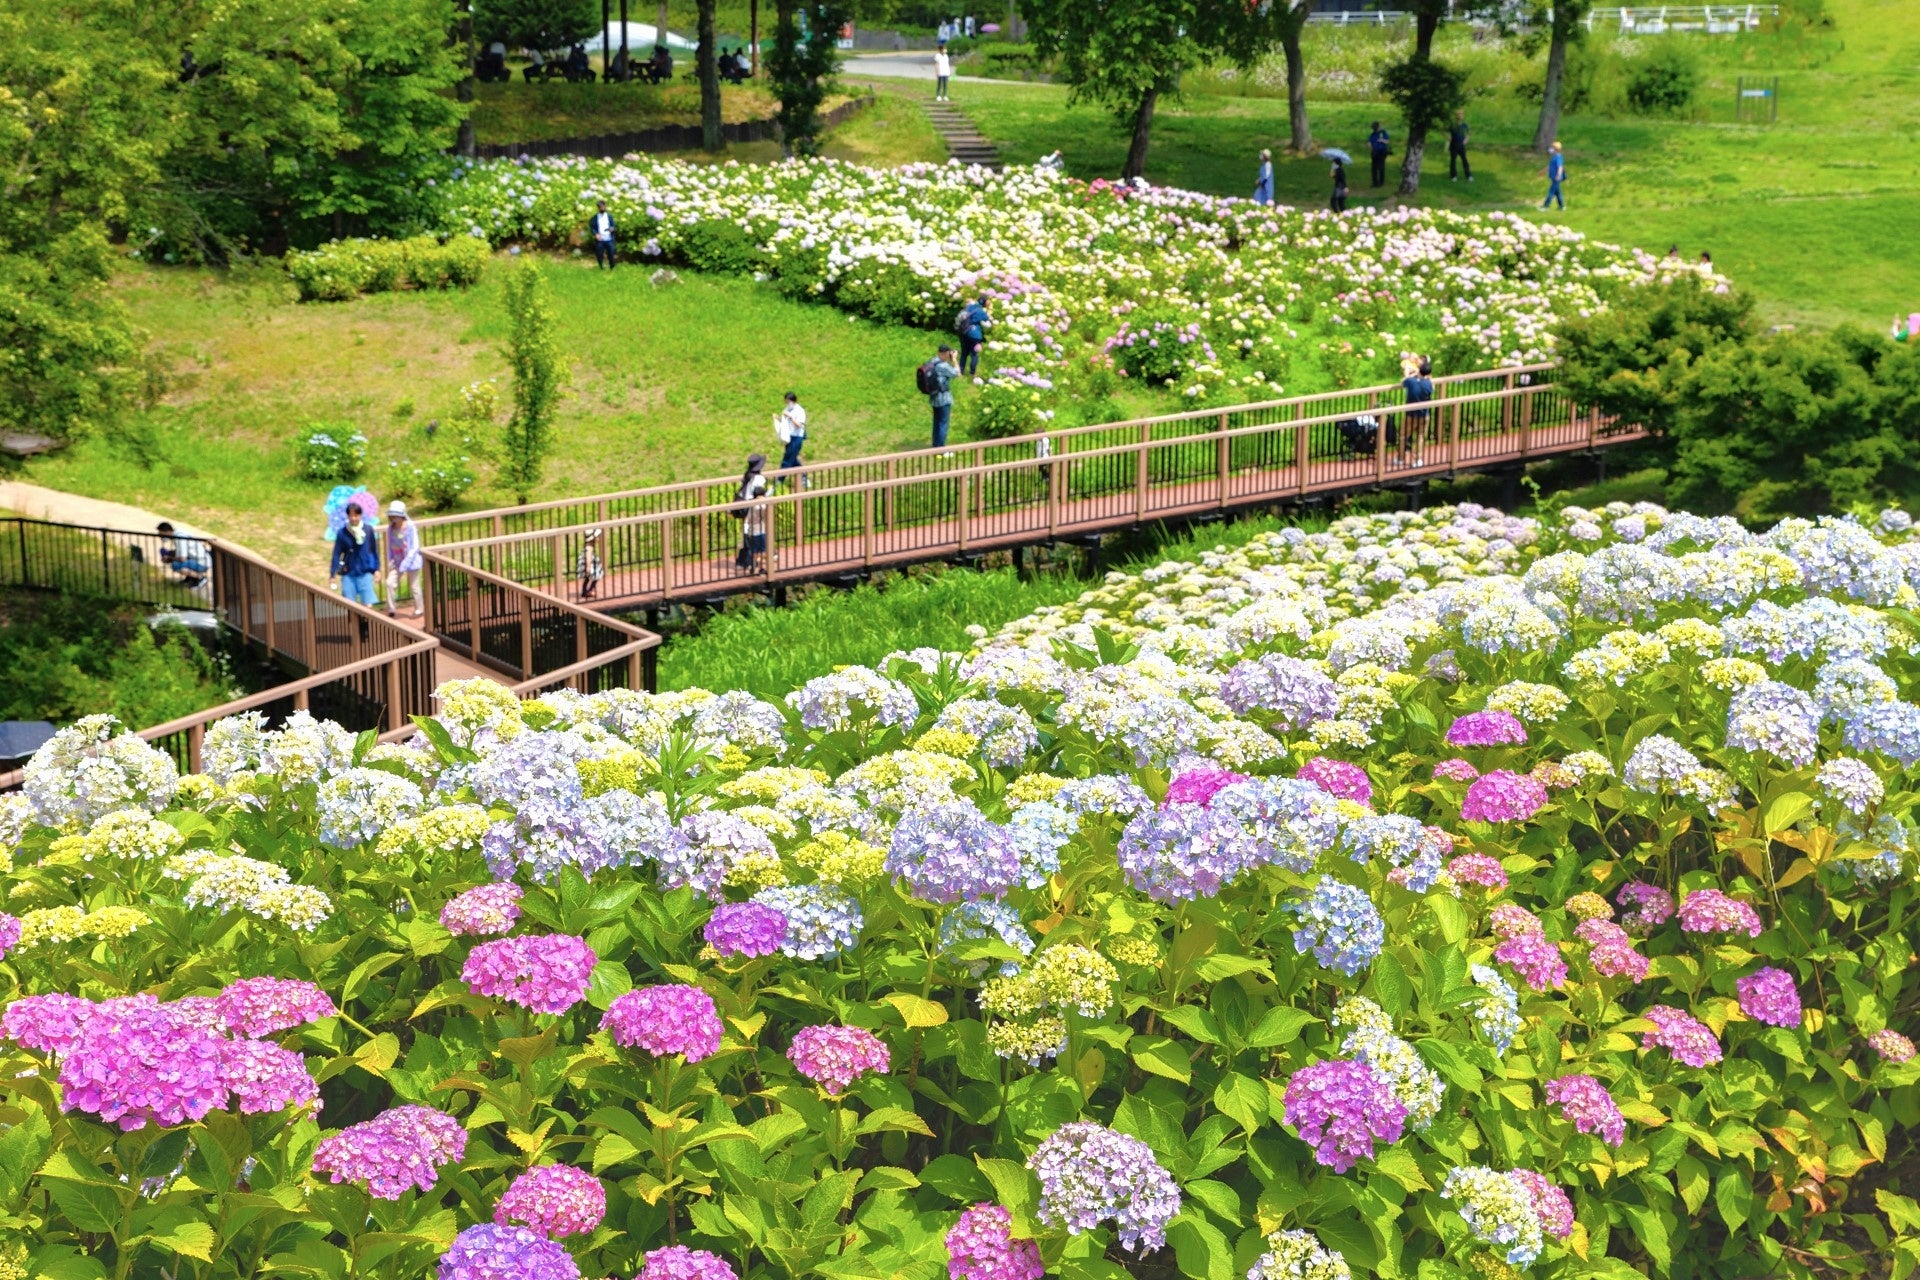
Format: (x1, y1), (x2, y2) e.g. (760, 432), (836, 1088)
(1320, 147), (1353, 165)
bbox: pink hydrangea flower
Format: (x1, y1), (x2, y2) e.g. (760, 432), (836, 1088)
(1736, 967), (1802, 1028)
(218, 1038), (321, 1115)
(0, 913), (19, 960)
(1677, 888), (1762, 938)
(1575, 919), (1648, 982)
(1460, 770), (1548, 823)
(57, 996), (228, 1131)
(703, 902), (789, 959)
(494, 1164), (606, 1238)
(1543, 1074), (1625, 1147)
(1445, 711), (1528, 748)
(1615, 882), (1675, 932)
(1446, 853), (1507, 891)
(1434, 758), (1481, 782)
(1490, 903), (1542, 941)
(1494, 932), (1567, 991)
(462, 934), (596, 1015)
(633, 1246), (740, 1280)
(1163, 766), (1247, 808)
(1510, 1169), (1574, 1240)
(1869, 1029), (1915, 1063)
(313, 1104), (469, 1199)
(215, 977), (338, 1038)
(1642, 1005), (1723, 1067)
(601, 985), (723, 1063)
(441, 883), (524, 937)
(1281, 1058), (1406, 1173)
(946, 1202), (1043, 1280)
(1297, 757), (1372, 805)
(1, 993), (95, 1055)
(788, 1025), (890, 1095)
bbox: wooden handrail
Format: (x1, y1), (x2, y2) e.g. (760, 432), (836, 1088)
(412, 364), (1558, 538)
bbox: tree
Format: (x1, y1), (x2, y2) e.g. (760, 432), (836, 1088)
(1556, 277), (1755, 442)
(1383, 0), (1451, 195)
(698, 0), (722, 152)
(500, 261), (566, 503)
(1224, 0), (1313, 153)
(473, 0), (598, 49)
(456, 0), (477, 158)
(1530, 0), (1592, 151)
(767, 0), (851, 156)
(1019, 0), (1209, 181)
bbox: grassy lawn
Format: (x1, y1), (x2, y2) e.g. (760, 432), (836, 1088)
(470, 80), (782, 144)
(875, 0), (1919, 327)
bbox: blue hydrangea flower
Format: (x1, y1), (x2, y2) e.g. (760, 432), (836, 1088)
(1291, 880), (1384, 977)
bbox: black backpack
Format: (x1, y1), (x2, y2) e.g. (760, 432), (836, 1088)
(915, 360), (939, 396)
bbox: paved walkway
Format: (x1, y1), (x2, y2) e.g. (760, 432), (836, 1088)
(0, 480), (216, 547)
(842, 52), (994, 83)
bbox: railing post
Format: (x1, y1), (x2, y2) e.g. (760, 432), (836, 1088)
(263, 569), (278, 656)
(1216, 412), (1230, 508)
(17, 521), (29, 589)
(518, 589), (534, 679)
(957, 471), (970, 552)
(490, 514), (504, 577)
(305, 592), (318, 672)
(1295, 404), (1310, 494)
(384, 660), (403, 732)
(100, 528), (111, 596)
(661, 517), (675, 601)
(1048, 439), (1062, 538)
(470, 572), (481, 658)
(1501, 371), (1516, 438)
(862, 487), (874, 567)
(1521, 386), (1535, 455)
(1376, 410), (1388, 485)
(1135, 424), (1149, 520)
(575, 613), (587, 666)
(187, 722), (205, 773)
(1449, 398), (1461, 471)
(551, 533), (566, 597)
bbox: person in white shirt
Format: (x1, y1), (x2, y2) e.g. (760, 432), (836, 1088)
(933, 43), (952, 101)
(733, 454), (770, 573)
(588, 199), (616, 270)
(775, 390), (808, 479)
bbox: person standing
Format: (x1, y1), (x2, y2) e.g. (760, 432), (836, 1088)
(775, 391), (808, 476)
(1329, 158), (1349, 214)
(921, 346), (958, 450)
(1254, 149), (1274, 205)
(933, 42), (952, 102)
(957, 296), (991, 375)
(734, 454), (770, 573)
(1543, 142), (1567, 210)
(1399, 357), (1434, 467)
(1448, 111), (1471, 181)
(589, 200), (617, 270)
(577, 528), (606, 599)
(384, 501), (424, 618)
(329, 502), (381, 608)
(1367, 121), (1391, 187)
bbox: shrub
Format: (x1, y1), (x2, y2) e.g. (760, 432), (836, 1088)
(285, 235), (488, 302)
(1107, 311), (1218, 386)
(969, 367), (1056, 439)
(294, 424), (368, 481)
(1626, 38), (1701, 114)
(387, 453), (478, 511)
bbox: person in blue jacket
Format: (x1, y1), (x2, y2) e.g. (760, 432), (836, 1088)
(1368, 121), (1391, 187)
(1254, 149), (1274, 205)
(1544, 141), (1567, 210)
(957, 296), (992, 375)
(328, 502), (382, 608)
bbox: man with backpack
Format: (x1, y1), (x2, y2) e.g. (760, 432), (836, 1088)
(956, 296), (991, 376)
(918, 347), (959, 451)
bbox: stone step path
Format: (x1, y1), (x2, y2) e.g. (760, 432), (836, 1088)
(925, 99), (1002, 170)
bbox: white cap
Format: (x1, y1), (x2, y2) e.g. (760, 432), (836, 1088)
(387, 500), (408, 516)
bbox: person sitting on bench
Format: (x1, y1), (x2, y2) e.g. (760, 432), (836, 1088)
(565, 43), (592, 81)
(648, 44), (673, 82)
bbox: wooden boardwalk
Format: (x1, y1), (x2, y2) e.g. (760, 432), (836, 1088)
(417, 364), (1642, 615)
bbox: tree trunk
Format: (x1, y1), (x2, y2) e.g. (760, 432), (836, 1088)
(1123, 84), (1158, 181)
(658, 0), (670, 47)
(698, 0), (721, 150)
(750, 0), (759, 76)
(1394, 10), (1441, 196)
(1532, 6), (1570, 152)
(456, 0), (476, 158)
(1280, 20), (1310, 153)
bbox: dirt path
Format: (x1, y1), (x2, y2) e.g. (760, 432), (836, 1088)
(0, 480), (220, 548)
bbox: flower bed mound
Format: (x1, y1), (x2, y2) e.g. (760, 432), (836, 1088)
(3, 500), (1919, 1280)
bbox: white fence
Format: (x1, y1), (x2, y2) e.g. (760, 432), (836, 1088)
(1306, 4), (1778, 31)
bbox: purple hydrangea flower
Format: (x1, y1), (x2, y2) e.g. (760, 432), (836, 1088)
(1543, 1074), (1625, 1147)
(946, 1202), (1044, 1280)
(1447, 853), (1507, 891)
(1218, 654), (1338, 729)
(462, 934), (597, 1014)
(1117, 803), (1258, 902)
(1726, 679), (1821, 767)
(441, 883), (524, 937)
(1434, 758), (1481, 782)
(215, 977), (337, 1038)
(703, 902), (789, 959)
(602, 985), (723, 1062)
(0, 913), (19, 960)
(1643, 1005), (1723, 1067)
(1446, 711), (1528, 748)
(1510, 1169), (1574, 1240)
(1281, 1059), (1407, 1172)
(887, 801), (1024, 904)
(1027, 1122), (1182, 1253)
(1736, 966), (1802, 1028)
(438, 1223), (579, 1280)
(1677, 888), (1762, 938)
(1460, 770), (1548, 823)
(1297, 757), (1372, 805)
(1575, 919), (1648, 982)
(312, 1105), (469, 1199)
(494, 1164), (606, 1238)
(1615, 881), (1675, 931)
(1494, 932), (1567, 991)
(1870, 1029), (1916, 1063)
(633, 1246), (740, 1280)
(218, 1038), (320, 1115)
(1162, 766), (1247, 807)
(788, 1024), (890, 1095)
(58, 996), (228, 1131)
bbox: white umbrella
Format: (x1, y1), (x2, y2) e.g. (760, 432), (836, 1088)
(1320, 147), (1353, 164)
(586, 21), (698, 53)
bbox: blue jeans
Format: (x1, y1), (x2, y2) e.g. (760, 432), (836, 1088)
(594, 237), (616, 268)
(339, 573), (378, 607)
(931, 402), (951, 448)
(1543, 179), (1564, 209)
(960, 337), (981, 376)
(780, 435), (805, 472)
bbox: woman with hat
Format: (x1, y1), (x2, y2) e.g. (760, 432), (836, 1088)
(384, 500), (424, 618)
(578, 528), (607, 600)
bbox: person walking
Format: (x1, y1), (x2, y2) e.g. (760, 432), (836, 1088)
(1329, 157), (1349, 214)
(775, 391), (808, 477)
(577, 528), (606, 599)
(1399, 356), (1434, 467)
(1448, 111), (1471, 181)
(329, 502), (381, 608)
(920, 346), (959, 450)
(589, 199), (617, 270)
(1367, 121), (1391, 188)
(1253, 149), (1274, 205)
(733, 454), (770, 574)
(1543, 142), (1567, 210)
(957, 296), (991, 375)
(933, 42), (952, 102)
(384, 501), (424, 618)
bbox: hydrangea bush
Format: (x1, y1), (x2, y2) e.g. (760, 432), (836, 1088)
(430, 156), (1720, 403)
(2, 501), (1918, 1280)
